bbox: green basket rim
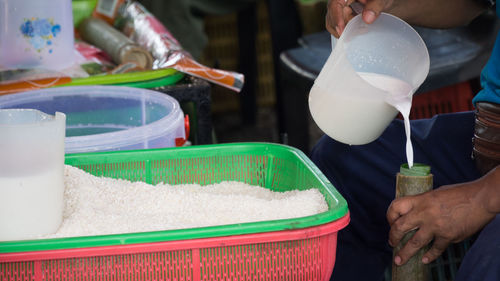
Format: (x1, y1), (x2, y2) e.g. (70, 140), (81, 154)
(0, 143), (348, 253)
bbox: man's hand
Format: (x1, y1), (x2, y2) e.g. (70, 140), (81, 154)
(326, 0), (394, 37)
(387, 168), (499, 266)
(326, 0), (487, 38)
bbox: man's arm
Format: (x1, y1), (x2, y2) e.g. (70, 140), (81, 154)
(327, 0), (489, 37)
(387, 0), (490, 28)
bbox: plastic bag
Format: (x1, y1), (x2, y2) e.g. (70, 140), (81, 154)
(115, 1), (244, 92)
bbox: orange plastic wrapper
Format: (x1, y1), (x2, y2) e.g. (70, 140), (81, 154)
(0, 76), (72, 96)
(115, 1), (244, 92)
(92, 0), (126, 25)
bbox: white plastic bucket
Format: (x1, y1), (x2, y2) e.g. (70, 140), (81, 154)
(0, 86), (186, 153)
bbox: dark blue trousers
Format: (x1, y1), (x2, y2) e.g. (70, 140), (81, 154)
(310, 111), (500, 281)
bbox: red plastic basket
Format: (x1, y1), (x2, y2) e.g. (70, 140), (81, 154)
(0, 214), (349, 281)
(409, 81), (474, 119)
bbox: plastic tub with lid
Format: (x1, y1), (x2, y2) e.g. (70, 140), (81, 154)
(0, 86), (187, 153)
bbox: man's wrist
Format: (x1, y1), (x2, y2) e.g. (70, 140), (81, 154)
(480, 165), (500, 214)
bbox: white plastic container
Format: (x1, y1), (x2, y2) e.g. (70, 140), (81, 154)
(0, 109), (66, 241)
(309, 13), (429, 145)
(0, 86), (186, 154)
(0, 0), (75, 70)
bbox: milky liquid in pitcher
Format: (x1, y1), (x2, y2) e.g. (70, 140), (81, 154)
(0, 168), (64, 241)
(359, 72), (414, 167)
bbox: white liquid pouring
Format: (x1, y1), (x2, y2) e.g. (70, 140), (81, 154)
(309, 66), (415, 167)
(359, 72), (414, 168)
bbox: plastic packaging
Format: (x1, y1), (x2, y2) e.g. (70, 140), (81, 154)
(0, 109), (66, 241)
(92, 0), (126, 25)
(309, 13), (429, 145)
(0, 86), (186, 153)
(0, 0), (75, 71)
(116, 2), (244, 92)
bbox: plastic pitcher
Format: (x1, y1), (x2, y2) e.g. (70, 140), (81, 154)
(0, 0), (75, 70)
(0, 109), (66, 241)
(309, 13), (429, 145)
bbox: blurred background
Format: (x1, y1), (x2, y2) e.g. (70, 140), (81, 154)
(138, 0), (500, 154)
(139, 0), (324, 149)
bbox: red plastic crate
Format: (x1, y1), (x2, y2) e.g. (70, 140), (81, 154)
(409, 81), (475, 119)
(0, 215), (349, 281)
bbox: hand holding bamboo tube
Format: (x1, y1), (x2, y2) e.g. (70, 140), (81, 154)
(391, 164), (432, 281)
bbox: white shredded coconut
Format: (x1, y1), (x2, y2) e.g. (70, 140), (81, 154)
(44, 165), (329, 238)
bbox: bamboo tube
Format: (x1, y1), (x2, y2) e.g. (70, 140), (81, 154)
(392, 163), (433, 281)
(78, 18), (153, 70)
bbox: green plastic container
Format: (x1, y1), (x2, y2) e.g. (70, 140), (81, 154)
(61, 68), (185, 88)
(0, 143), (348, 253)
